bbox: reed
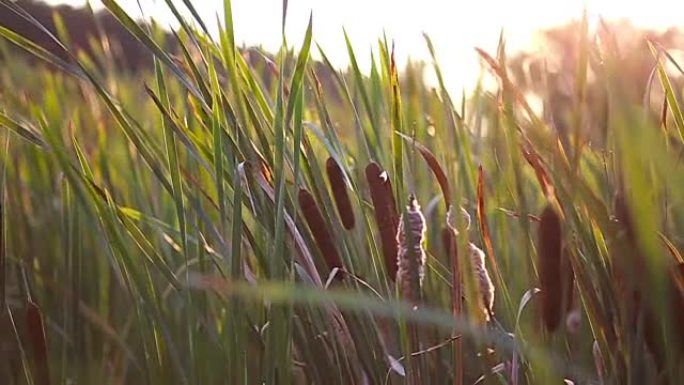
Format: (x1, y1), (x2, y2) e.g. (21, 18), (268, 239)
(2, 2), (684, 382)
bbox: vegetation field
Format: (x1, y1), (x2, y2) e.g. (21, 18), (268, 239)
(1, 1), (684, 384)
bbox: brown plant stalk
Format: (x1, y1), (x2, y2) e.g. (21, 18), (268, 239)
(443, 211), (462, 385)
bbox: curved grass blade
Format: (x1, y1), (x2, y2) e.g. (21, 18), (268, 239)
(396, 132), (451, 209)
(0, 24), (84, 80)
(649, 42), (684, 142)
(0, 112), (46, 148)
(100, 0), (203, 99)
(285, 14), (313, 126)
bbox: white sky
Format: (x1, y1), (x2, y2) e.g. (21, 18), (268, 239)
(46, 0), (682, 93)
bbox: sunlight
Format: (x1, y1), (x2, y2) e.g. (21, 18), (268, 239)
(47, 0), (681, 93)
(4, 0), (684, 382)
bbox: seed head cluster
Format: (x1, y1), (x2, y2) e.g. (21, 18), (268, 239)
(447, 205), (495, 321)
(396, 195), (427, 304)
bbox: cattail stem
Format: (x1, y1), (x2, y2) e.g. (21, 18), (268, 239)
(442, 225), (463, 385)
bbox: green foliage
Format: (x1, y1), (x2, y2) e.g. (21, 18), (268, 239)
(1, 0), (684, 384)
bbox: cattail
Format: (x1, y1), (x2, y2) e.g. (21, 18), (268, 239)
(26, 301), (50, 385)
(467, 243), (495, 321)
(326, 157), (355, 230)
(447, 206), (495, 321)
(298, 188), (344, 274)
(538, 205), (563, 332)
(396, 195), (426, 304)
(366, 162), (400, 281)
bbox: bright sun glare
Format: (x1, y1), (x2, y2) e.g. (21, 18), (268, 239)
(47, 0), (681, 93)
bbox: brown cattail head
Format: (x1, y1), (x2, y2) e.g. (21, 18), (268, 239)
(26, 301), (50, 385)
(326, 157), (355, 230)
(538, 204), (563, 332)
(396, 195), (426, 304)
(298, 188), (344, 274)
(365, 162), (400, 281)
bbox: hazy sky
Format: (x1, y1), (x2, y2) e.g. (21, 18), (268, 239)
(46, 0), (681, 93)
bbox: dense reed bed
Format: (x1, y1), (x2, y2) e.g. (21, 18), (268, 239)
(0, 1), (684, 383)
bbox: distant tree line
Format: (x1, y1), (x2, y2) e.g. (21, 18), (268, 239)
(0, 0), (176, 72)
(5, 1), (682, 145)
(0, 0), (343, 98)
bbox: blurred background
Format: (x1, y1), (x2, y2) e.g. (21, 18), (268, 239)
(13, 0), (684, 93)
(2, 1), (684, 384)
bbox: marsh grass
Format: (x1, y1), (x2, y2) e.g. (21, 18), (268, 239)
(0, 1), (683, 384)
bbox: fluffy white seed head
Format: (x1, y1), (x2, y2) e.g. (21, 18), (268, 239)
(468, 243), (495, 321)
(396, 195), (427, 304)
